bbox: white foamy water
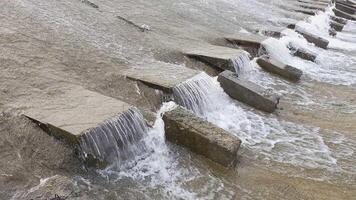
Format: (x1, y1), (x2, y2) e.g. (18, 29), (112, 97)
(173, 72), (355, 173)
(262, 22), (356, 85)
(343, 21), (356, 32)
(97, 102), (235, 200)
(230, 51), (253, 75)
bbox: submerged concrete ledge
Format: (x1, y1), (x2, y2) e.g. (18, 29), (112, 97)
(163, 106), (241, 167)
(257, 56), (303, 82)
(184, 45), (249, 72)
(123, 63), (200, 92)
(217, 70), (279, 113)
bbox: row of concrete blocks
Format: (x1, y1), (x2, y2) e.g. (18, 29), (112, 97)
(24, 85), (241, 168)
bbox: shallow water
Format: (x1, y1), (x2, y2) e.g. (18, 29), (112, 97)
(1, 0), (356, 199)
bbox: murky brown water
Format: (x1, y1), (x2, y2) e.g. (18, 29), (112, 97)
(1, 0), (355, 199)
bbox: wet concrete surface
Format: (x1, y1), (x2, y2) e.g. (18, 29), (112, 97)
(1, 0), (356, 199)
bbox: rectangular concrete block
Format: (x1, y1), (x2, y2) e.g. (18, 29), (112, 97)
(289, 45), (317, 62)
(217, 70), (279, 113)
(330, 20), (345, 31)
(224, 33), (267, 48)
(24, 86), (133, 144)
(163, 106), (241, 167)
(330, 15), (348, 25)
(184, 45), (249, 72)
(257, 57), (303, 81)
(295, 29), (329, 49)
(123, 63), (200, 92)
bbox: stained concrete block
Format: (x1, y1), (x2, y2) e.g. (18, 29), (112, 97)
(217, 70), (279, 113)
(163, 106), (241, 167)
(123, 63), (200, 92)
(292, 47), (317, 62)
(295, 29), (329, 49)
(257, 56), (303, 81)
(184, 45), (249, 72)
(333, 8), (356, 20)
(330, 20), (345, 31)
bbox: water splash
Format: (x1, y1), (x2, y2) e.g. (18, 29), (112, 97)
(230, 51), (253, 75)
(79, 108), (148, 168)
(172, 72), (353, 173)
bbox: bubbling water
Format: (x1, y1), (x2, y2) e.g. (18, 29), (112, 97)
(172, 72), (354, 173)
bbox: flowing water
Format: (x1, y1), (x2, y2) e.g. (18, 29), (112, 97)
(1, 0), (356, 199)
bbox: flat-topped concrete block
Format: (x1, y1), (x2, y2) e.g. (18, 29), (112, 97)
(330, 20), (345, 31)
(257, 56), (303, 82)
(123, 63), (200, 92)
(290, 46), (317, 62)
(217, 70), (279, 113)
(184, 45), (249, 72)
(23, 86), (139, 167)
(333, 8), (356, 20)
(163, 106), (241, 167)
(223, 32), (268, 56)
(224, 33), (267, 48)
(330, 15), (348, 25)
(295, 29), (329, 49)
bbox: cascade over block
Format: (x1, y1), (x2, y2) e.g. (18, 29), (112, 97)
(184, 45), (249, 72)
(217, 70), (279, 113)
(163, 106), (241, 167)
(257, 57), (303, 81)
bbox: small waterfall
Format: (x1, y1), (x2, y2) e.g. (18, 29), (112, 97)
(79, 108), (148, 167)
(171, 72), (347, 172)
(230, 51), (252, 75)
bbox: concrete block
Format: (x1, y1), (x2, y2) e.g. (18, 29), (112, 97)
(224, 33), (267, 49)
(330, 20), (345, 31)
(217, 70), (279, 113)
(163, 106), (241, 167)
(292, 47), (317, 62)
(23, 86), (135, 167)
(330, 15), (348, 25)
(184, 45), (249, 72)
(333, 8), (356, 20)
(295, 29), (329, 49)
(257, 56), (303, 81)
(123, 63), (200, 92)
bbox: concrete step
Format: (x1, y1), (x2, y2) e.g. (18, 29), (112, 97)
(184, 44), (250, 72)
(295, 29), (329, 49)
(123, 63), (200, 92)
(217, 70), (280, 113)
(257, 56), (303, 82)
(23, 85), (134, 167)
(163, 106), (241, 167)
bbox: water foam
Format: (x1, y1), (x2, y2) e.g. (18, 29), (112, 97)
(173, 72), (353, 172)
(79, 108), (148, 168)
